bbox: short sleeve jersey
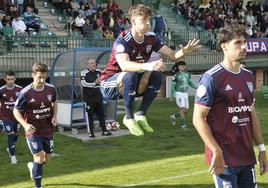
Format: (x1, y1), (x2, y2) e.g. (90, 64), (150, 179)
(14, 83), (57, 137)
(100, 29), (164, 80)
(0, 85), (22, 121)
(195, 64), (256, 167)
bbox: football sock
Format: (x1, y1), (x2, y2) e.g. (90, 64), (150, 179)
(138, 71), (163, 115)
(179, 118), (186, 127)
(122, 73), (137, 119)
(174, 112), (180, 118)
(7, 134), (16, 156)
(32, 162), (43, 188)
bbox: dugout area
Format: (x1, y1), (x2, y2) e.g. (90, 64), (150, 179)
(50, 48), (118, 134)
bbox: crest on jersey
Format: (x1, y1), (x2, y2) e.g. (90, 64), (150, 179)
(31, 142), (38, 150)
(146, 45), (152, 53)
(246, 82), (253, 92)
(47, 95), (52, 101)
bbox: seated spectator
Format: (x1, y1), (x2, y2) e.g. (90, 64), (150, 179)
(102, 26), (114, 39)
(104, 11), (115, 29)
(95, 10), (104, 28)
(106, 0), (119, 14)
(3, 21), (14, 51)
(23, 6), (40, 33)
(70, 0), (80, 17)
(23, 0), (38, 14)
(90, 0), (99, 12)
(74, 12), (85, 33)
(205, 15), (215, 30)
(82, 18), (92, 37)
(17, 0), (24, 16)
(78, 4), (86, 18)
(61, 0), (72, 17)
(0, 11), (5, 34)
(92, 25), (102, 39)
(12, 14), (28, 36)
(7, 5), (18, 19)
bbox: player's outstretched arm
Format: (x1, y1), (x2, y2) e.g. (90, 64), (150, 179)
(158, 39), (201, 61)
(116, 53), (165, 72)
(193, 104), (225, 175)
(251, 106), (268, 175)
(13, 108), (36, 134)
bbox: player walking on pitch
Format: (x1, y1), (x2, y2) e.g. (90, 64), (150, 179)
(193, 23), (268, 187)
(14, 63), (57, 188)
(0, 71), (22, 164)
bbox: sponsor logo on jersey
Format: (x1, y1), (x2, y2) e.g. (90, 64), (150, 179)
(146, 45), (152, 53)
(247, 82), (253, 92)
(33, 107), (51, 114)
(30, 98), (36, 103)
(228, 105), (253, 113)
(238, 92), (245, 102)
(225, 84), (232, 91)
(47, 95), (52, 101)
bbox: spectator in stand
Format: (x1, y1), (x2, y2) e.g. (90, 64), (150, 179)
(95, 10), (104, 28)
(106, 0), (118, 14)
(12, 14), (27, 36)
(23, 0), (38, 14)
(82, 18), (92, 37)
(23, 6), (40, 33)
(102, 26), (114, 39)
(92, 25), (102, 40)
(205, 15), (215, 30)
(7, 5), (18, 20)
(78, 4), (86, 18)
(70, 0), (80, 18)
(152, 11), (167, 43)
(6, 0), (17, 13)
(3, 21), (14, 51)
(259, 14), (268, 36)
(61, 0), (72, 17)
(104, 11), (115, 29)
(0, 12), (5, 33)
(90, 0), (99, 12)
(17, 0), (24, 16)
(74, 12), (85, 34)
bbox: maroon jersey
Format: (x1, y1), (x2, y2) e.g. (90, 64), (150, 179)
(14, 83), (57, 137)
(195, 64), (256, 167)
(0, 84), (22, 121)
(100, 29), (163, 80)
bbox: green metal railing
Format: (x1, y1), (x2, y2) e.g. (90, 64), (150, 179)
(0, 35), (267, 78)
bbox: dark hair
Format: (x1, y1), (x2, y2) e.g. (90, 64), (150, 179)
(5, 70), (15, 77)
(217, 23), (248, 46)
(128, 4), (152, 20)
(32, 63), (48, 74)
(177, 61), (186, 65)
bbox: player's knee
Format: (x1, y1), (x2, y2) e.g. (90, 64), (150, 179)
(122, 72), (138, 90)
(148, 71), (163, 89)
(33, 152), (46, 163)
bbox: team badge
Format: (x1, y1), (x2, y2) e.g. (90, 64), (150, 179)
(196, 85), (207, 98)
(116, 44), (125, 53)
(146, 45), (152, 53)
(32, 142), (38, 150)
(47, 95), (52, 101)
(246, 82), (253, 92)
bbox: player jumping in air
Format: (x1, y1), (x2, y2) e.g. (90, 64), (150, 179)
(100, 4), (200, 136)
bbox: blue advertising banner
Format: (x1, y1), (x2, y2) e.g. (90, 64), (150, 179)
(246, 38), (268, 54)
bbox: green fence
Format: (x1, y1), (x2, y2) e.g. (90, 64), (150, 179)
(0, 35), (267, 78)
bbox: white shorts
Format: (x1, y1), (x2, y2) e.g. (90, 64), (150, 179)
(175, 92), (189, 108)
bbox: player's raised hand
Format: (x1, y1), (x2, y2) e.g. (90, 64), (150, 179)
(180, 39), (201, 55)
(153, 58), (166, 72)
(209, 149), (225, 175)
(24, 123), (36, 134)
(258, 151), (268, 175)
(51, 116), (57, 127)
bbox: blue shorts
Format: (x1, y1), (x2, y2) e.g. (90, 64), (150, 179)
(213, 165), (257, 188)
(26, 136), (54, 155)
(100, 73), (120, 100)
(1, 120), (20, 134)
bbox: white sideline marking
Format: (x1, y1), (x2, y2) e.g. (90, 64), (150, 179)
(120, 170), (207, 187)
